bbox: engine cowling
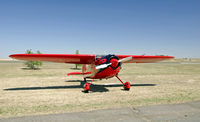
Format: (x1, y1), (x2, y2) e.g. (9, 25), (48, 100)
(95, 54), (121, 70)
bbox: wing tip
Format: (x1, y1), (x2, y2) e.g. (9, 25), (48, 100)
(9, 54), (22, 59)
(9, 54), (15, 58)
(167, 56), (175, 59)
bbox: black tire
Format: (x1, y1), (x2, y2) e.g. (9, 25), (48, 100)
(83, 90), (89, 93)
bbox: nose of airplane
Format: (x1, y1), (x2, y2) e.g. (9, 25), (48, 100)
(110, 58), (118, 68)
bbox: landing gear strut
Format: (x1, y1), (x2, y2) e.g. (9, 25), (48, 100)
(115, 75), (130, 90)
(83, 78), (94, 93)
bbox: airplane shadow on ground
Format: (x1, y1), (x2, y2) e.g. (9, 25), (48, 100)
(4, 80), (156, 93)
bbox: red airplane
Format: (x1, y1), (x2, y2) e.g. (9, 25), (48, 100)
(9, 54), (174, 92)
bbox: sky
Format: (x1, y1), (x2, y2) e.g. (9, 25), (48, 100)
(0, 0), (200, 58)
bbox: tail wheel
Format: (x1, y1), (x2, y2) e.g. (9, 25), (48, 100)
(123, 82), (130, 90)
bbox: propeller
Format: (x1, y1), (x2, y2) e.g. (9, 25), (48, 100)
(96, 63), (112, 70)
(95, 56), (132, 70)
(118, 56), (132, 63)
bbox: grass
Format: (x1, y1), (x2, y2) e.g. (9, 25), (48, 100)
(0, 59), (200, 118)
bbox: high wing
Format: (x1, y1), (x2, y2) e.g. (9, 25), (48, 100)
(116, 55), (174, 63)
(9, 54), (174, 64)
(9, 54), (96, 64)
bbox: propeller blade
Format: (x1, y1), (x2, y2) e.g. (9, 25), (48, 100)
(96, 63), (112, 70)
(118, 57), (132, 63)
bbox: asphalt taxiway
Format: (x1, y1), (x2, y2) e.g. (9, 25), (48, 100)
(1, 101), (200, 122)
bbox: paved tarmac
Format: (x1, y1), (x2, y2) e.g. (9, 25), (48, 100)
(1, 101), (200, 122)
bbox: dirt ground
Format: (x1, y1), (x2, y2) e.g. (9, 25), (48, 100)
(0, 59), (200, 118)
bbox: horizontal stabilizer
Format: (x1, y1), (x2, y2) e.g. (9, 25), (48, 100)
(67, 72), (91, 76)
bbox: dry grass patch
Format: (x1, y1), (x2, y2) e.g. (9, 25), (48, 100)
(0, 60), (200, 118)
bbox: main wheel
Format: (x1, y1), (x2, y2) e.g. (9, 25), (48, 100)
(83, 83), (90, 93)
(123, 82), (130, 90)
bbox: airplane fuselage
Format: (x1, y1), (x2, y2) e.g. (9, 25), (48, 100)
(82, 54), (121, 79)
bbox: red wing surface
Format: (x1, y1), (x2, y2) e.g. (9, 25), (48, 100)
(116, 55), (174, 63)
(9, 54), (95, 64)
(10, 54), (174, 64)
